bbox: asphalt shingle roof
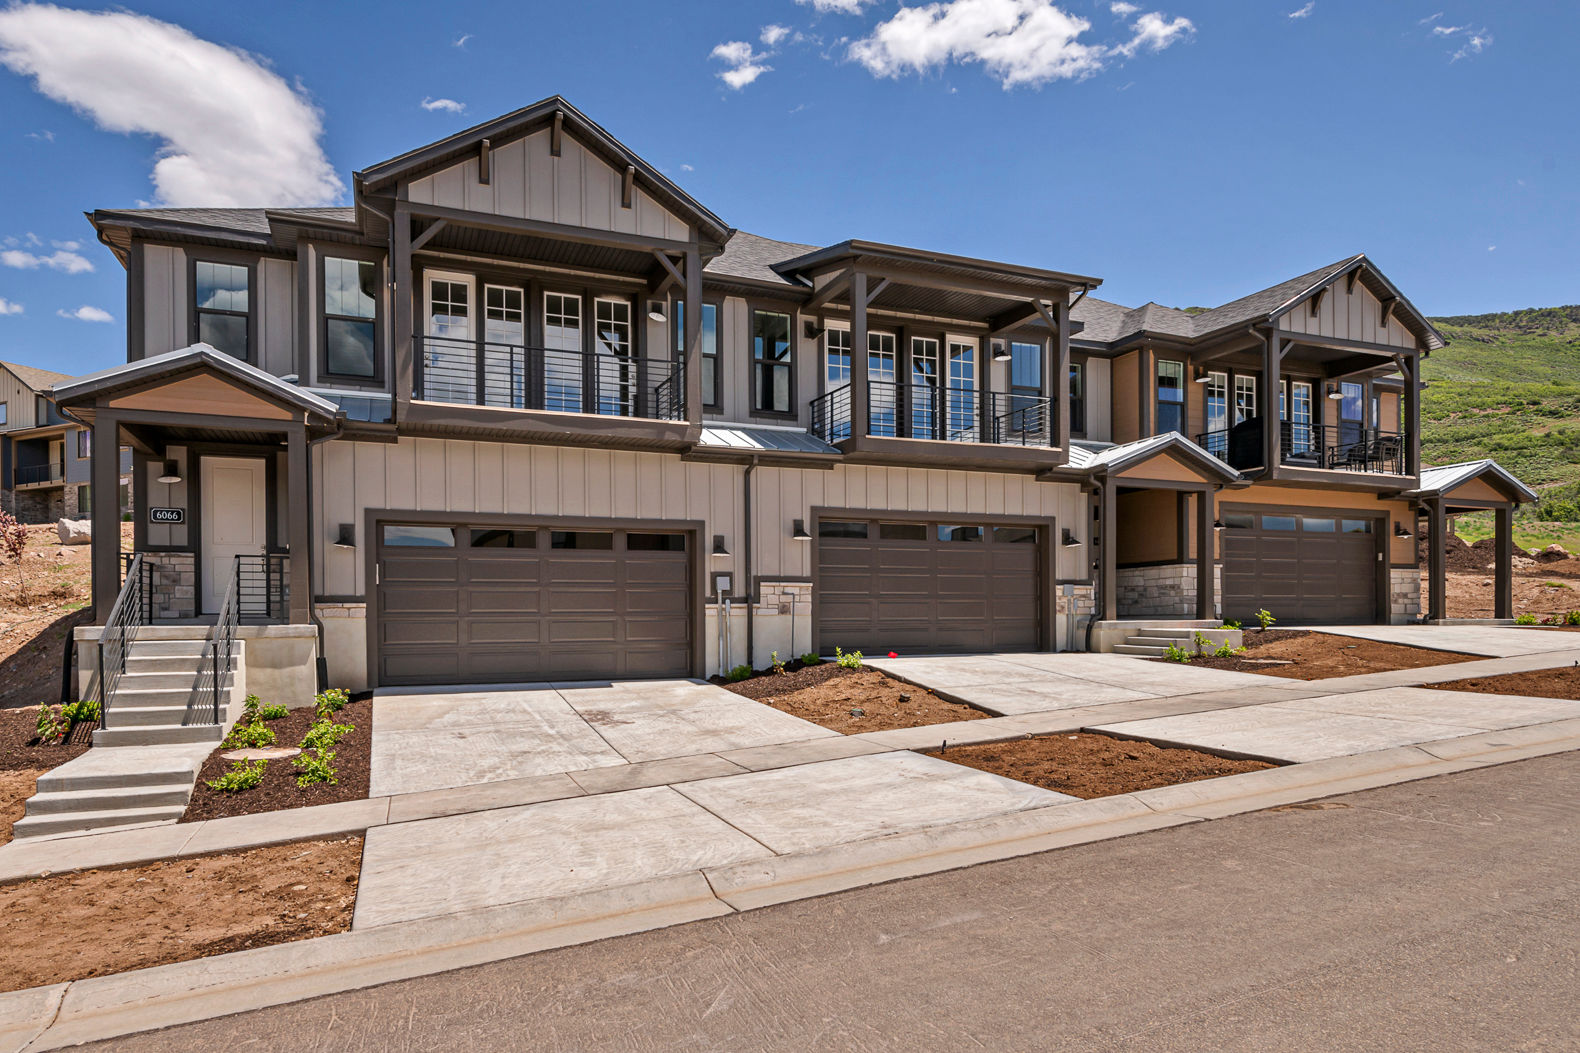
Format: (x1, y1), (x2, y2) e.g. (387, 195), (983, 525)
(704, 230), (820, 287)
(1, 360), (72, 392)
(95, 207), (357, 234)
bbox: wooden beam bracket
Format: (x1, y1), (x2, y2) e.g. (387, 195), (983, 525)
(478, 138), (491, 185)
(805, 267), (855, 312)
(550, 111), (564, 157)
(622, 165), (635, 209)
(409, 218), (448, 253)
(1309, 286), (1327, 316)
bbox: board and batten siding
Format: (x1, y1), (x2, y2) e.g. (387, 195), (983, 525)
(1277, 279), (1417, 348)
(312, 438), (1091, 597)
(1078, 357), (1111, 442)
(139, 242), (298, 376)
(0, 366), (42, 431)
(404, 128), (691, 243)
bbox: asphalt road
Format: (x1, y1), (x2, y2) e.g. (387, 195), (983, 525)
(94, 752), (1579, 1053)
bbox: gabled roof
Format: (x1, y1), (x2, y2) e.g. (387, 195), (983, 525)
(51, 343), (340, 421)
(1069, 432), (1241, 483)
(772, 239), (1102, 291)
(353, 95), (731, 247)
(705, 231), (820, 288)
(0, 360), (71, 393)
(1407, 460), (1537, 503)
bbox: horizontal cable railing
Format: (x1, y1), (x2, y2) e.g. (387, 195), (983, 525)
(190, 556), (239, 727)
(987, 392), (1054, 447)
(97, 553), (150, 729)
(236, 553), (289, 624)
(13, 463), (63, 486)
(415, 334), (686, 421)
(810, 385), (852, 443)
(812, 383), (1053, 448)
(1196, 418), (1408, 475)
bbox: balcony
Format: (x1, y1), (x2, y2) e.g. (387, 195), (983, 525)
(414, 335), (686, 422)
(1196, 418), (1408, 475)
(13, 463), (64, 488)
(810, 381), (1055, 447)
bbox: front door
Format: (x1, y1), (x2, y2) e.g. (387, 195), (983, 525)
(200, 456), (267, 613)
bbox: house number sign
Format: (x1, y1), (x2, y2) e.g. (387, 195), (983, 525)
(149, 507), (185, 524)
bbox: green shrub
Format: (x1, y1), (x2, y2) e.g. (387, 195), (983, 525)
(34, 705), (60, 744)
(1515, 613), (1538, 625)
(258, 704), (289, 721)
(242, 693), (261, 723)
(1220, 620), (1243, 631)
(770, 650), (786, 675)
(1193, 631), (1211, 654)
(223, 722), (276, 750)
(727, 664), (753, 682)
(835, 646), (863, 670)
(1164, 643), (1193, 663)
(1564, 611), (1580, 627)
(34, 697), (101, 744)
(292, 749), (337, 787)
(314, 688), (350, 719)
(300, 719), (353, 753)
(799, 653), (821, 666)
(206, 759), (267, 793)
(1255, 608), (1277, 631)
(1212, 641), (1243, 658)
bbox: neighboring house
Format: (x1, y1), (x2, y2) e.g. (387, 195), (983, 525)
(0, 360), (132, 523)
(53, 96), (1533, 696)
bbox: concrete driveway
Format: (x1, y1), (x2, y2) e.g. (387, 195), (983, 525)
(1306, 623), (1580, 657)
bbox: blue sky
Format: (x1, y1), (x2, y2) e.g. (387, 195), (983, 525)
(0, 0), (1574, 376)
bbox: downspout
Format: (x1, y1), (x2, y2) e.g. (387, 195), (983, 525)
(304, 418), (346, 690)
(744, 455), (759, 670)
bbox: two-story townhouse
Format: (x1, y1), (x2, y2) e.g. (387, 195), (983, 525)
(0, 360), (131, 523)
(54, 96), (1533, 707)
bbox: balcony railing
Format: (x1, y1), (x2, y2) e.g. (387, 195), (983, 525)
(1196, 417), (1408, 475)
(414, 335), (685, 422)
(810, 382), (1056, 447)
(13, 463), (63, 487)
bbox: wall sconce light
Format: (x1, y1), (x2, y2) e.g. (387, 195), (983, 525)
(1213, 518), (1226, 530)
(1326, 384), (1345, 400)
(647, 300), (667, 323)
(1193, 367), (1213, 384)
(991, 340), (1011, 362)
(711, 534), (730, 558)
(1060, 528), (1082, 548)
(1393, 522), (1414, 539)
(157, 459), (182, 484)
(791, 519), (812, 541)
(333, 523), (356, 549)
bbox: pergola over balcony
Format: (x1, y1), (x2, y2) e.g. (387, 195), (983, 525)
(779, 240), (1100, 468)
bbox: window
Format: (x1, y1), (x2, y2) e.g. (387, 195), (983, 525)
(879, 522), (926, 541)
(382, 525), (456, 547)
(1302, 517), (1336, 532)
(594, 298), (634, 415)
(627, 533), (686, 552)
(869, 331), (897, 437)
(424, 275), (473, 403)
(0, 403), (8, 426)
(1156, 360), (1185, 435)
(1342, 519), (1372, 534)
(937, 524), (983, 543)
(1068, 361), (1086, 435)
(551, 530), (613, 550)
(994, 527), (1037, 544)
(947, 339), (977, 439)
(911, 337), (940, 438)
(1340, 381), (1365, 446)
(76, 430), (90, 459)
(819, 520), (868, 539)
(323, 257), (378, 380)
(1290, 381), (1313, 454)
(483, 285), (525, 407)
(1261, 515), (1297, 531)
(79, 484), (91, 517)
(543, 292), (583, 413)
(751, 310), (793, 414)
(1206, 372), (1228, 432)
(193, 260), (249, 360)
(471, 529), (535, 548)
(1221, 512), (1254, 530)
(1009, 341), (1042, 436)
(1234, 375), (1257, 425)
(674, 301), (720, 408)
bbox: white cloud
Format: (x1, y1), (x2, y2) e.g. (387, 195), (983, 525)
(52, 239), (79, 251)
(1487, 245), (1496, 252)
(849, 0), (1106, 87)
(796, 0), (874, 13)
(680, 163), (694, 172)
(1110, 2), (1138, 15)
(0, 298), (22, 315)
(2, 248), (93, 274)
(711, 40), (772, 89)
(1429, 21), (1492, 61)
(1111, 11), (1195, 59)
(761, 24), (791, 46)
(421, 97), (466, 113)
(0, 4), (341, 207)
(453, 33), (472, 48)
(1419, 12), (1442, 25)
(24, 128), (51, 142)
(1431, 24), (1465, 35)
(57, 304), (112, 323)
(1288, 2), (1315, 19)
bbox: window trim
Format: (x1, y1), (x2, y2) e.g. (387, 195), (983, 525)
(673, 296), (723, 410)
(1068, 357), (1087, 437)
(748, 304), (797, 420)
(188, 252), (257, 364)
(1155, 358), (1186, 436)
(0, 402), (7, 427)
(76, 429), (90, 460)
(318, 250), (386, 386)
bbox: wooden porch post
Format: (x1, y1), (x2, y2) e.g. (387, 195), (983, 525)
(1099, 477), (1117, 622)
(1494, 504), (1514, 620)
(683, 245), (702, 427)
(90, 411), (122, 624)
(1054, 298), (1071, 451)
(285, 422), (312, 626)
(392, 203), (415, 410)
(1196, 486), (1214, 620)
(1262, 331), (1281, 472)
(1403, 351), (1422, 477)
(850, 271), (869, 441)
(1427, 498), (1447, 622)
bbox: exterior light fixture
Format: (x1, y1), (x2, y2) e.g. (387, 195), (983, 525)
(1060, 528), (1082, 548)
(647, 301), (667, 323)
(1326, 384), (1344, 400)
(333, 523), (356, 549)
(711, 534), (730, 558)
(791, 519), (812, 541)
(1393, 522), (1414, 539)
(1193, 367), (1212, 384)
(1213, 519), (1226, 530)
(991, 340), (1011, 362)
(157, 459), (182, 484)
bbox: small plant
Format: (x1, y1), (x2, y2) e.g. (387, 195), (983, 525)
(1193, 631), (1211, 654)
(1255, 609), (1277, 631)
(292, 749), (337, 787)
(1220, 619), (1243, 631)
(1514, 612), (1538, 625)
(314, 687), (350, 719)
(206, 759), (266, 793)
(770, 650), (786, 675)
(0, 510), (27, 603)
(1212, 641), (1243, 658)
(33, 698), (100, 744)
(258, 704), (289, 721)
(834, 646), (863, 670)
(727, 664), (753, 682)
(223, 721), (276, 750)
(1164, 643), (1193, 663)
(1565, 610), (1580, 627)
(799, 653), (821, 666)
(300, 719), (353, 753)
(241, 693), (262, 724)
(34, 705), (61, 744)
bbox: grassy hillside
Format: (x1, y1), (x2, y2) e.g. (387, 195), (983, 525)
(1422, 305), (1580, 547)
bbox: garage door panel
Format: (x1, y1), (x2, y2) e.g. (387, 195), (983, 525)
(382, 620), (460, 646)
(383, 651), (460, 681)
(1222, 510), (1376, 624)
(381, 589), (460, 616)
(466, 589), (540, 614)
(465, 620), (541, 645)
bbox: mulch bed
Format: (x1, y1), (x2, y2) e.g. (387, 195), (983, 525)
(0, 836), (361, 993)
(0, 703), (93, 772)
(181, 698), (372, 822)
(927, 732), (1277, 799)
(720, 663), (988, 734)
(1162, 630), (1479, 680)
(1434, 666), (1580, 702)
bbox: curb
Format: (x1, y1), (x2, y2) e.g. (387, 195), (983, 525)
(2, 727), (1576, 1053)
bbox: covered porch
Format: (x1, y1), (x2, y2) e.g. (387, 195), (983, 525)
(1408, 460), (1539, 622)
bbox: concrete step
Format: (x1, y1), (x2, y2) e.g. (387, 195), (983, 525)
(105, 705), (211, 728)
(125, 640), (208, 658)
(1129, 630), (1201, 643)
(111, 686), (202, 710)
(117, 670), (202, 691)
(23, 782), (194, 816)
(93, 723), (224, 748)
(1113, 643), (1169, 657)
(125, 655), (204, 675)
(35, 745), (210, 793)
(10, 805), (186, 841)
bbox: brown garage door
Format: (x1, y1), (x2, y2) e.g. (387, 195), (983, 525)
(1220, 511), (1378, 625)
(816, 517), (1040, 655)
(375, 523), (691, 686)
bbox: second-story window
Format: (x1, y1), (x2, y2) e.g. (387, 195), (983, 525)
(674, 301), (720, 409)
(1069, 361), (1086, 435)
(1156, 359), (1185, 435)
(77, 430), (90, 459)
(1206, 372), (1228, 433)
(595, 298), (633, 416)
(194, 260), (249, 360)
(1234, 375), (1257, 424)
(323, 257), (378, 381)
(0, 402), (7, 426)
(751, 310), (793, 415)
(1009, 340), (1042, 435)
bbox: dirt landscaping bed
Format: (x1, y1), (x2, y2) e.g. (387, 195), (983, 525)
(182, 697), (372, 822)
(1161, 630), (1479, 680)
(721, 663), (988, 734)
(926, 732), (1277, 799)
(1, 704), (94, 845)
(0, 836), (361, 993)
(1433, 665), (1580, 702)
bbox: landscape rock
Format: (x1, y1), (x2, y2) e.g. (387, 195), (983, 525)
(1537, 543), (1569, 563)
(56, 518), (91, 545)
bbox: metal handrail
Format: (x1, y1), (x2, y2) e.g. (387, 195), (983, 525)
(96, 553), (149, 729)
(809, 385), (853, 442)
(237, 553), (289, 623)
(987, 392), (1054, 446)
(191, 556), (241, 726)
(413, 334), (687, 421)
(13, 463), (64, 486)
(1195, 418), (1408, 475)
